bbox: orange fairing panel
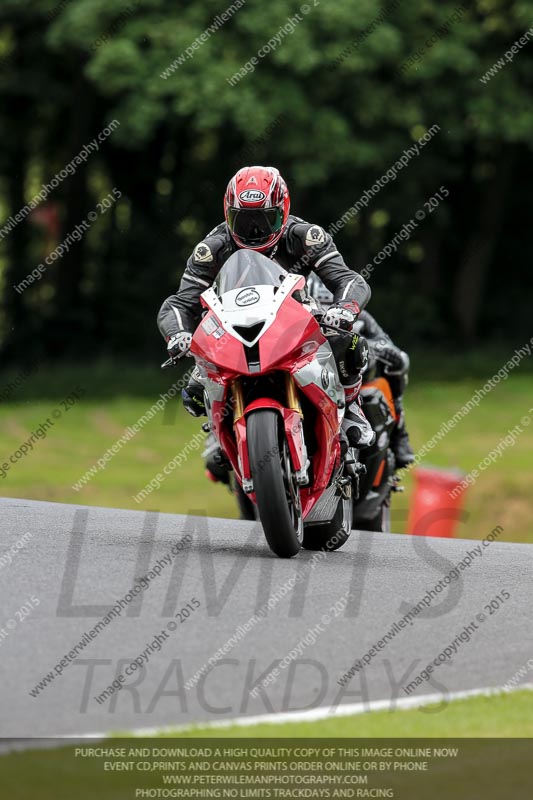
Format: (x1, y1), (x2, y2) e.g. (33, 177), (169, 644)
(363, 377), (398, 422)
(373, 458), (386, 487)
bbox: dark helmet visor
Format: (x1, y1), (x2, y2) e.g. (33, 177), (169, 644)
(227, 207), (283, 246)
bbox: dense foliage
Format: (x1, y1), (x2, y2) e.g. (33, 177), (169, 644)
(1, 0), (532, 362)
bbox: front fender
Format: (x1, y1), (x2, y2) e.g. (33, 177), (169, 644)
(236, 398), (306, 479)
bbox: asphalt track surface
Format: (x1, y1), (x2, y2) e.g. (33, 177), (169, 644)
(1, 498), (532, 737)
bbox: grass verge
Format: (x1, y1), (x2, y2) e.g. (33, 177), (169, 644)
(0, 692), (532, 800)
(0, 362), (532, 543)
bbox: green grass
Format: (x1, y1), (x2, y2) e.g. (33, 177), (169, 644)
(0, 692), (531, 800)
(153, 689), (533, 738)
(0, 361), (532, 543)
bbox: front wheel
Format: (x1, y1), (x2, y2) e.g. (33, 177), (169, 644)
(247, 409), (302, 558)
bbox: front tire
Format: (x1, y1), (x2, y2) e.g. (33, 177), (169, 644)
(247, 409), (302, 558)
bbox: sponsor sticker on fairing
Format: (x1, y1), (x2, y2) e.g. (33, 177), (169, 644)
(201, 315), (225, 339)
(201, 316), (218, 334)
(235, 288), (261, 306)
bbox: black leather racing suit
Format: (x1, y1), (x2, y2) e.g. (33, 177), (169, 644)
(356, 310), (409, 398)
(157, 216), (370, 355)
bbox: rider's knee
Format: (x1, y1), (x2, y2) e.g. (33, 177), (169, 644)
(345, 334), (369, 373)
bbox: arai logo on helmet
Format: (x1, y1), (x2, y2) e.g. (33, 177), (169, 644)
(235, 288), (260, 307)
(239, 189), (266, 203)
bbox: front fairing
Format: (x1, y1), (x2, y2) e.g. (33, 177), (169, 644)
(191, 250), (324, 378)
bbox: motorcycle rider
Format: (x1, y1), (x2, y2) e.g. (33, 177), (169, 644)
(158, 165), (377, 451)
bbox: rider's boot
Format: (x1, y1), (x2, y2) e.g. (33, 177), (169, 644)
(390, 396), (415, 468)
(182, 367), (207, 417)
(203, 432), (230, 485)
(342, 377), (376, 448)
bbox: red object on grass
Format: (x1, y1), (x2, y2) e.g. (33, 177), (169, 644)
(407, 466), (467, 538)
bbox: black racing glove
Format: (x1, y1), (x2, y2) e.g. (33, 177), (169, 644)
(372, 339), (405, 373)
(322, 302), (360, 333)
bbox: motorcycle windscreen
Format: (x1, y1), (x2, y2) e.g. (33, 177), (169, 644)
(214, 249), (288, 296)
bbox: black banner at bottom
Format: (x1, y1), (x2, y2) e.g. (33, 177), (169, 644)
(1, 738), (532, 799)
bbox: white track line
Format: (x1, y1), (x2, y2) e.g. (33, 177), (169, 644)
(114, 682), (533, 737)
(3, 682), (531, 751)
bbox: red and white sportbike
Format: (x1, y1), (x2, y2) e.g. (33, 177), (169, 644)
(171, 250), (359, 558)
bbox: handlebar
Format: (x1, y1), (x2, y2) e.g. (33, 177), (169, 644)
(161, 351), (195, 369)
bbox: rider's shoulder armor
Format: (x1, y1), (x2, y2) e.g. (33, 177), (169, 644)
(281, 216), (337, 273)
(188, 222), (235, 274)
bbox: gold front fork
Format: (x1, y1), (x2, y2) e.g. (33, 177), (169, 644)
(232, 375), (302, 422)
(285, 374), (303, 417)
(232, 378), (244, 422)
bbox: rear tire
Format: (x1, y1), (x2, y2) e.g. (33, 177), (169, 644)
(303, 495), (352, 552)
(356, 499), (391, 532)
(247, 409), (302, 558)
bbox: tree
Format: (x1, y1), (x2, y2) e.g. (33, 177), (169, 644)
(1, 0), (532, 360)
